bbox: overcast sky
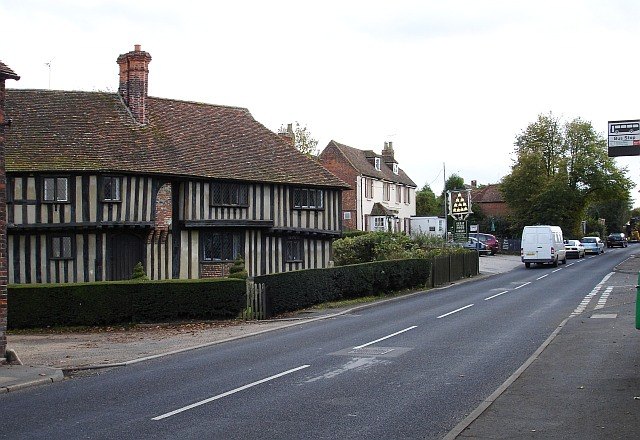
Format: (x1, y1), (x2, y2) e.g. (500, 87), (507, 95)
(3, 0), (640, 205)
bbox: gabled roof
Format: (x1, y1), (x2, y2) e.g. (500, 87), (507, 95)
(470, 184), (505, 203)
(4, 89), (349, 188)
(322, 140), (417, 187)
(0, 61), (20, 80)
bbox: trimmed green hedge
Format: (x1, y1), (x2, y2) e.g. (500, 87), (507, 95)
(254, 259), (431, 316)
(7, 278), (245, 329)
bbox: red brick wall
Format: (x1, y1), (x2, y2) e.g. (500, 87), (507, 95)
(0, 80), (8, 358)
(319, 145), (359, 230)
(155, 183), (172, 230)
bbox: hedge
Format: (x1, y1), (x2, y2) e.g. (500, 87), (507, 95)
(7, 278), (245, 329)
(254, 258), (431, 317)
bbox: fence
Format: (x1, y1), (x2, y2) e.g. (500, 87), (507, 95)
(431, 252), (479, 287)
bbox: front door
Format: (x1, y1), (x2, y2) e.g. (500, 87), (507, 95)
(108, 233), (145, 280)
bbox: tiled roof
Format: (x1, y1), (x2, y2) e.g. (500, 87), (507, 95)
(4, 89), (349, 188)
(471, 184), (505, 203)
(322, 140), (417, 187)
(0, 61), (20, 80)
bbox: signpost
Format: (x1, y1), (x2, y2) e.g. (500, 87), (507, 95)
(448, 189), (473, 243)
(607, 119), (640, 157)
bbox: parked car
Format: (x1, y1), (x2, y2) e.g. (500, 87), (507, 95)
(471, 233), (499, 255)
(581, 236), (605, 254)
(462, 237), (491, 255)
(564, 239), (585, 258)
(606, 232), (628, 248)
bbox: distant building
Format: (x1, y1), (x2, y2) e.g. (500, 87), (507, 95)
(468, 181), (510, 218)
(319, 140), (416, 232)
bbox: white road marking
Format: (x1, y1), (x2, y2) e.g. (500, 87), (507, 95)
(552, 268), (562, 273)
(566, 262), (575, 267)
(353, 326), (417, 349)
(513, 282), (531, 290)
(437, 304), (474, 319)
(571, 272), (615, 316)
(536, 274), (549, 280)
(594, 286), (613, 310)
(152, 365), (310, 420)
(484, 291), (509, 301)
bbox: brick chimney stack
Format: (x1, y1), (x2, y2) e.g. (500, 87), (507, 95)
(382, 140), (395, 164)
(278, 123), (295, 147)
(117, 44), (152, 124)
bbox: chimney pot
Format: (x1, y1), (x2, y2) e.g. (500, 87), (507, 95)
(134, 44), (141, 52)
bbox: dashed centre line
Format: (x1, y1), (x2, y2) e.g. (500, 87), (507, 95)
(536, 274), (549, 280)
(513, 282), (531, 290)
(353, 326), (417, 349)
(437, 304), (474, 319)
(485, 291), (509, 301)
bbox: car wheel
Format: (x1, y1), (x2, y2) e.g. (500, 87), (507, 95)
(552, 258), (558, 267)
(525, 262), (530, 268)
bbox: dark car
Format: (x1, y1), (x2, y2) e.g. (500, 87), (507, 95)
(606, 232), (628, 248)
(471, 233), (499, 255)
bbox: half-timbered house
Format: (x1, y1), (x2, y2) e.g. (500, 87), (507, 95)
(3, 45), (349, 284)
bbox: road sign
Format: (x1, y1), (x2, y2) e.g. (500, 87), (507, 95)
(448, 190), (472, 220)
(608, 119), (640, 157)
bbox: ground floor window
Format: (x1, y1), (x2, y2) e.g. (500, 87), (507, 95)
(372, 216), (385, 231)
(201, 231), (244, 262)
(49, 235), (73, 260)
(285, 238), (303, 262)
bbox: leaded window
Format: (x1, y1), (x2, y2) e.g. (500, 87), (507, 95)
(211, 182), (249, 206)
(201, 231), (244, 262)
(285, 239), (303, 262)
(293, 188), (324, 209)
(43, 177), (68, 202)
(101, 176), (121, 202)
(50, 235), (73, 260)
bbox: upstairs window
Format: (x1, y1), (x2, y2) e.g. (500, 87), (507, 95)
(404, 187), (411, 204)
(396, 184), (402, 203)
(374, 157), (381, 171)
(364, 178), (374, 199)
(101, 176), (122, 202)
(211, 182), (249, 206)
(49, 235), (73, 260)
(43, 177), (69, 203)
(293, 188), (324, 209)
(383, 182), (390, 201)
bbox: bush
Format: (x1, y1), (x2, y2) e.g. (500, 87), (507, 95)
(228, 255), (248, 279)
(7, 278), (246, 329)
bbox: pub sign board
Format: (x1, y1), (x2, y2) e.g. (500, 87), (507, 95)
(608, 119), (640, 157)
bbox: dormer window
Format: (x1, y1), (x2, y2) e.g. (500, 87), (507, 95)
(393, 163), (398, 174)
(374, 157), (381, 171)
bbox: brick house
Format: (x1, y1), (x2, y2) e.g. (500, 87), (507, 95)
(319, 140), (416, 232)
(469, 181), (510, 218)
(2, 45), (349, 284)
(0, 60), (20, 359)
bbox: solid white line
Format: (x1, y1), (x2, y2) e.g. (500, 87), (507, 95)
(152, 365), (310, 420)
(353, 326), (417, 349)
(437, 304), (474, 319)
(513, 282), (531, 290)
(536, 274), (549, 280)
(484, 291), (509, 301)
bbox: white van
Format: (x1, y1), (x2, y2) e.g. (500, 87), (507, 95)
(521, 225), (567, 268)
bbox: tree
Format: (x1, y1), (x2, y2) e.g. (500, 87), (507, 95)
(415, 183), (440, 216)
(502, 114), (634, 237)
(279, 121), (319, 157)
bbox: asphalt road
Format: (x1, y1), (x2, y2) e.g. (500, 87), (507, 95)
(0, 248), (634, 439)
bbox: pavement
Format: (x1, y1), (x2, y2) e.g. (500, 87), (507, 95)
(1, 253), (639, 439)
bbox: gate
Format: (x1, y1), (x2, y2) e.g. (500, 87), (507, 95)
(245, 279), (267, 320)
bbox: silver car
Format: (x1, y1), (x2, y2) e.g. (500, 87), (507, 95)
(565, 239), (585, 258)
(581, 236), (604, 255)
